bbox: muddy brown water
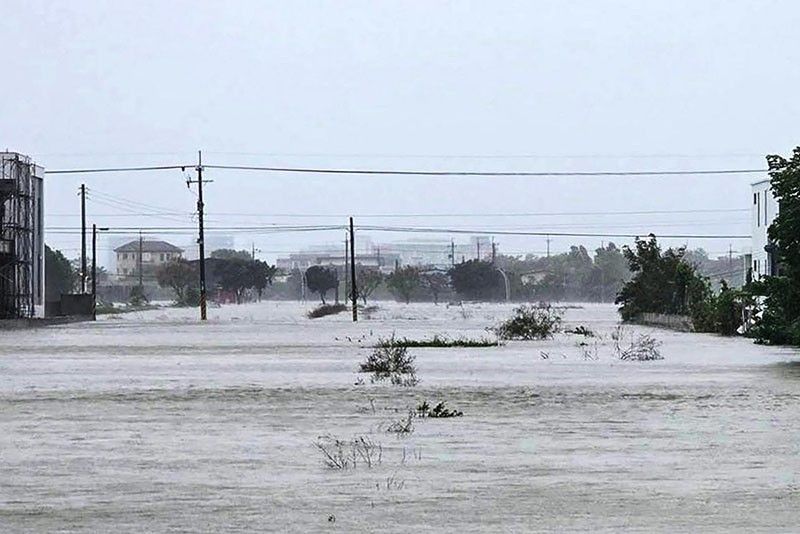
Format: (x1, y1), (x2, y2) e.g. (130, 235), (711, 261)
(1, 302), (798, 532)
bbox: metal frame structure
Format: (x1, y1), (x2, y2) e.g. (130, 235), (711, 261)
(0, 152), (44, 319)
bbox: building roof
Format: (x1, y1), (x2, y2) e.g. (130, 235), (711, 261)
(114, 240), (183, 253)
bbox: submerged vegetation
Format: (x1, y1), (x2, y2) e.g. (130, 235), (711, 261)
(417, 400), (463, 418)
(359, 341), (419, 386)
(375, 334), (501, 348)
(492, 304), (563, 340)
(307, 303), (347, 319)
(314, 435), (383, 469)
(612, 326), (663, 361)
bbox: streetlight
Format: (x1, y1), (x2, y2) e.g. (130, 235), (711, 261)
(92, 224), (109, 320)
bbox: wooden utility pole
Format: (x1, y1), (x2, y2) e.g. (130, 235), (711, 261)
(349, 217), (357, 322)
(344, 234), (349, 300)
(491, 237), (496, 264)
(92, 224), (97, 320)
(450, 239), (455, 267)
(138, 230), (143, 288)
(80, 184), (87, 293)
(191, 150), (208, 321)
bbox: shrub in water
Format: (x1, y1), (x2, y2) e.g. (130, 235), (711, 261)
(307, 303), (347, 319)
(417, 400), (463, 418)
(613, 327), (663, 361)
(313, 435), (382, 469)
(568, 325), (595, 337)
(493, 304), (563, 340)
(360, 338), (419, 386)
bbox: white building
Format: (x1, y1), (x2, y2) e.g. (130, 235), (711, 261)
(750, 179), (779, 281)
(114, 239), (183, 281)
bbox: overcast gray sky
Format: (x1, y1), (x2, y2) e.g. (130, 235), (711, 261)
(2, 0), (799, 265)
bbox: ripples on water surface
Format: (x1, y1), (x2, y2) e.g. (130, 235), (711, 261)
(1, 302), (799, 532)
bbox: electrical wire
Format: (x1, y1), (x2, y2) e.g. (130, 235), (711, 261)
(356, 225), (749, 240)
(45, 165), (189, 174)
(203, 164), (767, 177)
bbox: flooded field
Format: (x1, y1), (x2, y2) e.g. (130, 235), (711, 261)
(1, 302), (799, 532)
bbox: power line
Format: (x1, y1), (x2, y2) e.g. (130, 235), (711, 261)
(356, 225), (749, 240)
(45, 207), (751, 218)
(203, 164), (767, 177)
(43, 161), (768, 177)
(203, 150), (767, 160)
(45, 164), (188, 175)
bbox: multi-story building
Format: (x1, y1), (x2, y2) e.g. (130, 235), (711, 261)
(749, 178), (779, 281)
(0, 152), (44, 318)
(114, 239), (183, 281)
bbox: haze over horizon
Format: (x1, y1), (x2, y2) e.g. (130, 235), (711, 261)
(3, 0), (799, 265)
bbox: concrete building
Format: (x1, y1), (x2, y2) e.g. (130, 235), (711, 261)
(749, 179), (779, 281)
(114, 239), (183, 280)
(0, 152), (44, 318)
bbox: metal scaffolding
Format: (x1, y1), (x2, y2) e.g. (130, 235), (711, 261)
(0, 152), (43, 319)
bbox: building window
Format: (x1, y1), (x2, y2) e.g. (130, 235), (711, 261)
(757, 193), (761, 227)
(764, 190), (769, 226)
(753, 193), (757, 205)
(160, 253), (165, 261)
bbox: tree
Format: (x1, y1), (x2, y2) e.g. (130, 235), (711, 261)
(305, 265), (338, 304)
(45, 245), (78, 301)
(449, 260), (503, 301)
(211, 248), (252, 261)
(420, 271), (450, 304)
(589, 243), (629, 302)
(616, 235), (711, 322)
(250, 260), (278, 301)
(386, 266), (421, 304)
(749, 148), (800, 344)
(357, 268), (383, 305)
(212, 258), (252, 304)
(156, 259), (197, 305)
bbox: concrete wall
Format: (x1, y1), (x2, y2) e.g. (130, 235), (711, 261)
(635, 313), (693, 332)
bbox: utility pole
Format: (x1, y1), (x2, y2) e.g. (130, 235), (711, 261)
(186, 150), (209, 321)
(138, 230), (144, 289)
(450, 239), (455, 267)
(344, 234), (349, 300)
(546, 236), (551, 258)
(80, 184), (87, 293)
(476, 239), (480, 261)
(728, 244), (733, 266)
(491, 237), (496, 264)
(92, 224), (97, 320)
(92, 225), (109, 320)
(252, 242), (256, 262)
(349, 217), (357, 322)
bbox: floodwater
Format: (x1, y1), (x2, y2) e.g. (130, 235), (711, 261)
(1, 302), (799, 532)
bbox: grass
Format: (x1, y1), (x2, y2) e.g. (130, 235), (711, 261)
(307, 303), (347, 319)
(375, 334), (501, 348)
